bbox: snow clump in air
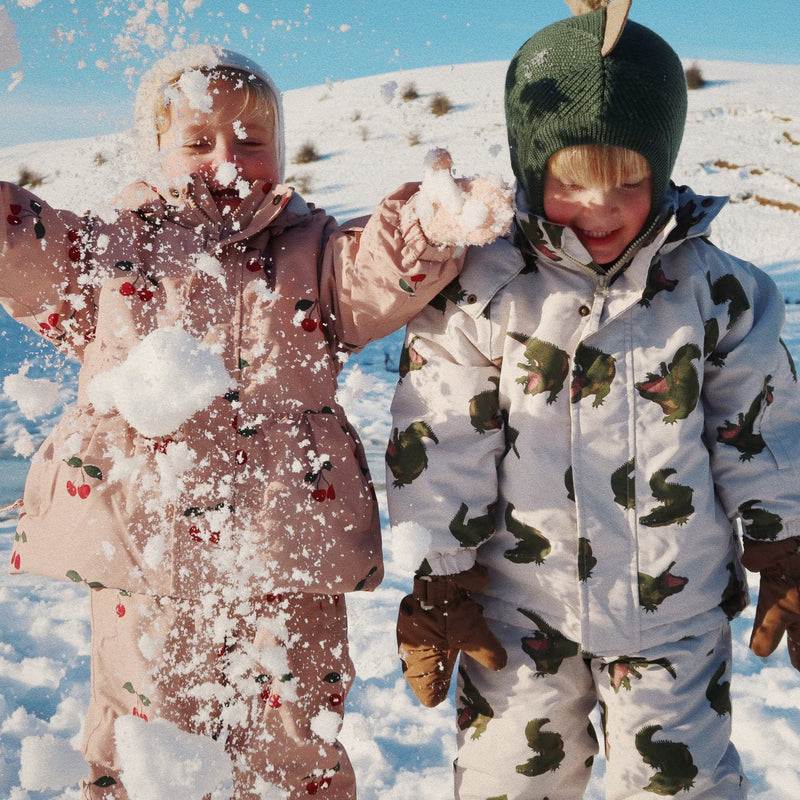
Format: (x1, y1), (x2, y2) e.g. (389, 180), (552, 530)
(87, 327), (234, 438)
(115, 714), (233, 800)
(3, 363), (60, 420)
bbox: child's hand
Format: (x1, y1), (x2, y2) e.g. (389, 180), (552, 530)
(396, 564), (507, 707)
(742, 537), (800, 672)
(410, 148), (514, 248)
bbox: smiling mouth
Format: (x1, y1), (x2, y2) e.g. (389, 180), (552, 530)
(578, 228), (615, 239)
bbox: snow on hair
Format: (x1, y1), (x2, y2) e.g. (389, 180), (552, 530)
(134, 44), (285, 182)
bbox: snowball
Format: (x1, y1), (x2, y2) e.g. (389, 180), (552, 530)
(115, 715), (233, 800)
(215, 161), (238, 186)
(190, 251), (226, 285)
(310, 709), (342, 744)
(87, 327), (234, 438)
(18, 734), (86, 791)
(389, 521), (432, 573)
(176, 68), (212, 112)
(413, 150), (514, 247)
(380, 80), (397, 104)
(3, 363), (60, 419)
(0, 7), (22, 71)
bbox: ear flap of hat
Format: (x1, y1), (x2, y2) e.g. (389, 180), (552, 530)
(563, 0), (633, 56)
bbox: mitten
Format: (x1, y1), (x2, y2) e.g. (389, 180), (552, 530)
(741, 536), (800, 671)
(396, 563), (507, 707)
(407, 149), (514, 248)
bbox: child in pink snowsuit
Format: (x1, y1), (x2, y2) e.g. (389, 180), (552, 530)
(0, 46), (510, 798)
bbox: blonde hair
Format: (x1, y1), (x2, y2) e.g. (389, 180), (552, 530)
(547, 144), (651, 189)
(154, 67), (277, 138)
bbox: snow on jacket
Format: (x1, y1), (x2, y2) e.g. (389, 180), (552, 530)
(387, 184), (800, 657)
(1, 176), (462, 598)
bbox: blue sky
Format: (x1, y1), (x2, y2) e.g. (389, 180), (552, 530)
(1, 0), (798, 146)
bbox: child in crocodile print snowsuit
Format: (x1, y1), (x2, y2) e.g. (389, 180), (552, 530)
(0, 46), (510, 799)
(387, 5), (800, 800)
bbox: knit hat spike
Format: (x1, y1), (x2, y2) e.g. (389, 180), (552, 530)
(563, 0), (632, 55)
(505, 0), (686, 219)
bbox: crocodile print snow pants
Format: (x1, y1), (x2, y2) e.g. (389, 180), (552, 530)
(453, 620), (749, 799)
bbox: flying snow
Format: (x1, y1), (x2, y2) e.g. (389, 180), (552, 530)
(87, 327), (234, 438)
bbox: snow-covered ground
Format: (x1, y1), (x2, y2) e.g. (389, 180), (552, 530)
(1, 57), (800, 798)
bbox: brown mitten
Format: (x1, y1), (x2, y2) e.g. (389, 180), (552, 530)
(741, 536), (800, 671)
(396, 564), (507, 707)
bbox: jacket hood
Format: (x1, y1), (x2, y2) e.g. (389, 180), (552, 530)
(133, 44), (286, 184)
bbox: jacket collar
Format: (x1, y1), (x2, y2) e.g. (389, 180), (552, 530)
(127, 174), (303, 247)
(514, 182), (729, 280)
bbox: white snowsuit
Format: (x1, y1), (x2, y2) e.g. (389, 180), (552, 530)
(387, 184), (800, 798)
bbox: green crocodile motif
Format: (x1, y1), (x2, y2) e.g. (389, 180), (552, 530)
(456, 664), (495, 740)
(600, 657), (677, 693)
(716, 376), (773, 461)
(639, 468), (694, 528)
(469, 376), (502, 433)
(638, 561), (689, 612)
(706, 661), (732, 717)
(508, 333), (570, 404)
(571, 343), (616, 407)
(504, 502), (551, 564)
(738, 499), (783, 541)
(518, 607), (579, 675)
(515, 718), (565, 777)
(449, 502), (496, 547)
(611, 459), (635, 509)
(635, 343), (701, 424)
(639, 259), (679, 308)
(706, 270), (751, 331)
(398, 335), (427, 379)
(385, 421), (438, 487)
(635, 724), (698, 795)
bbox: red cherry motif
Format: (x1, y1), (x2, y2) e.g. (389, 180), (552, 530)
(234, 449), (248, 465)
(68, 246), (81, 262)
(11, 551), (21, 570)
(66, 480), (78, 497)
(410, 274), (427, 284)
(266, 693), (282, 708)
(119, 282), (136, 297)
(245, 258), (263, 272)
(9, 204), (22, 214)
(137, 288), (154, 301)
(326, 485), (336, 500)
(329, 693), (343, 707)
(116, 603), (126, 618)
(47, 313), (60, 327)
(311, 489), (327, 502)
(77, 484), (91, 499)
(6, 214), (22, 225)
(301, 318), (317, 332)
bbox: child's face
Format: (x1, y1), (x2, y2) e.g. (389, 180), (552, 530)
(543, 163), (653, 265)
(158, 77), (280, 214)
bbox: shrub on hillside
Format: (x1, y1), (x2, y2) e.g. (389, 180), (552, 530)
(429, 92), (453, 116)
(685, 62), (706, 90)
(294, 142), (320, 164)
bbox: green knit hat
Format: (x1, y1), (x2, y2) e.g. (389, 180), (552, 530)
(505, 7), (687, 217)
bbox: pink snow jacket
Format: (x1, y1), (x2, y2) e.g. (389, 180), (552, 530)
(387, 184), (800, 656)
(1, 176), (461, 598)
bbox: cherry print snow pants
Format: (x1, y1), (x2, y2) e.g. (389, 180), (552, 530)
(453, 619), (749, 799)
(81, 587), (356, 800)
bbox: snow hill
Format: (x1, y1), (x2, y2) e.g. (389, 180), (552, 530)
(1, 58), (800, 799)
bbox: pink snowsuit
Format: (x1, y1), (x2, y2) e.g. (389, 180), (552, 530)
(1, 173), (462, 797)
